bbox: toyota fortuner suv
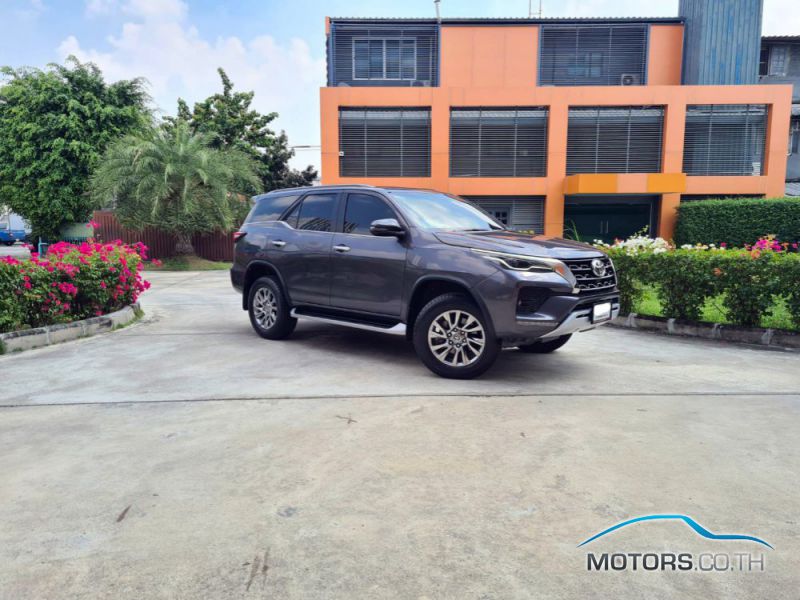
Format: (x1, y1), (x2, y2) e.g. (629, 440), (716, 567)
(231, 186), (619, 379)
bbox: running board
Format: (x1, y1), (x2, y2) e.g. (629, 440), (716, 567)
(290, 309), (406, 336)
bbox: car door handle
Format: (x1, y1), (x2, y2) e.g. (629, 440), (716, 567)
(271, 240), (286, 248)
(333, 244), (351, 253)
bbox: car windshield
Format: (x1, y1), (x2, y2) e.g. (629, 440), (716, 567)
(386, 190), (504, 232)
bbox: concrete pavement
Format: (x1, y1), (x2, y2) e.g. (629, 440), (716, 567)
(1, 271), (798, 599)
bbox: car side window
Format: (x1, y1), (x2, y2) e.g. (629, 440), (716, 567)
(248, 194), (299, 223)
(295, 193), (336, 232)
(281, 201), (301, 229)
(343, 193), (397, 235)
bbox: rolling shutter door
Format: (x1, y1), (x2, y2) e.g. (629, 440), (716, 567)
(339, 108), (431, 177)
(539, 25), (648, 86)
(567, 106), (664, 174)
(450, 108), (548, 177)
(465, 196), (545, 233)
(683, 105), (767, 176)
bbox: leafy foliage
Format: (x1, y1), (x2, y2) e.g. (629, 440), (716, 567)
(0, 240), (150, 334)
(0, 57), (150, 238)
(674, 197), (800, 247)
(606, 245), (800, 328)
(166, 68), (316, 192)
(90, 122), (261, 254)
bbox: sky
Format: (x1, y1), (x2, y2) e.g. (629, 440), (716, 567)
(1, 0), (797, 174)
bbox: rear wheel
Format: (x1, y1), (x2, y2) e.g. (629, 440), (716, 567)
(517, 334), (571, 354)
(247, 276), (296, 340)
(413, 294), (500, 379)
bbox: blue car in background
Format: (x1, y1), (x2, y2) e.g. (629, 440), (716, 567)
(0, 210), (30, 246)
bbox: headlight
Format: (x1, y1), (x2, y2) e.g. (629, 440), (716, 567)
(472, 248), (576, 286)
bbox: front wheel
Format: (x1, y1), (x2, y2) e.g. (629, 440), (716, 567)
(247, 276), (296, 340)
(517, 334), (572, 354)
(413, 294), (500, 379)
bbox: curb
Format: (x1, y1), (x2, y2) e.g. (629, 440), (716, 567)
(610, 313), (800, 351)
(0, 303), (141, 354)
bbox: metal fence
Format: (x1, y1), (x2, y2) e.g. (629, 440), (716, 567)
(92, 211), (234, 261)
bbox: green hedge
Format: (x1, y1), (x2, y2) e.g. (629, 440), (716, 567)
(607, 248), (800, 329)
(674, 197), (800, 247)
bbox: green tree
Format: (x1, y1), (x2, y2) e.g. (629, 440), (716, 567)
(0, 57), (150, 238)
(168, 68), (316, 192)
(90, 122), (261, 255)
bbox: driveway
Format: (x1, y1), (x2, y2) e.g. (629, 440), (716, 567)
(1, 271), (798, 599)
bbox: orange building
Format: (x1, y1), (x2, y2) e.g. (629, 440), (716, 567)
(320, 15), (792, 241)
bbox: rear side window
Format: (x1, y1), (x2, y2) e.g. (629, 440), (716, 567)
(343, 193), (397, 235)
(281, 193), (337, 232)
(247, 194), (299, 223)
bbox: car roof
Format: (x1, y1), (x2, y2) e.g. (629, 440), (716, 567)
(252, 184), (440, 201)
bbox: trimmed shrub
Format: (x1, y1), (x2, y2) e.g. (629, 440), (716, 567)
(711, 251), (782, 327)
(674, 197), (800, 247)
(0, 240), (150, 334)
(779, 254), (800, 328)
(648, 251), (717, 321)
(605, 249), (649, 315)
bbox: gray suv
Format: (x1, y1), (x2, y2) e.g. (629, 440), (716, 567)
(231, 185), (619, 379)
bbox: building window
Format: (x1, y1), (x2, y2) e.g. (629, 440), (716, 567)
(464, 196), (545, 233)
(683, 105), (767, 176)
(353, 38), (416, 80)
(450, 108), (548, 177)
(339, 108), (431, 177)
(566, 106), (664, 174)
(539, 25), (648, 86)
(328, 23), (438, 87)
(768, 45), (789, 76)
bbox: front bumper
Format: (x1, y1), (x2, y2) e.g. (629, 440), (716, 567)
(474, 268), (619, 342)
(538, 299), (620, 339)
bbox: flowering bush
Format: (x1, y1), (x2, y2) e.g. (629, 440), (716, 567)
(595, 233), (800, 328)
(0, 240), (150, 334)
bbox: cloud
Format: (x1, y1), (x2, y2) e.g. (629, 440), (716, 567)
(62, 2), (325, 172)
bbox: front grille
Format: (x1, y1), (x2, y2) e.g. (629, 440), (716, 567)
(517, 288), (550, 315)
(565, 257), (617, 294)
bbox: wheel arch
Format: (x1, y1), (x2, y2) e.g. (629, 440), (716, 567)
(242, 261), (289, 310)
(404, 276), (495, 341)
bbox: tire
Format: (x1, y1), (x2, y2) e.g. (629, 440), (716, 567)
(412, 293), (500, 379)
(517, 334), (572, 354)
(3, 241), (14, 246)
(247, 276), (296, 340)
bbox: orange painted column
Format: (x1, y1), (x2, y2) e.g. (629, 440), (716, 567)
(764, 99), (791, 197)
(545, 103), (568, 236)
(658, 102), (687, 240)
(430, 97), (450, 191)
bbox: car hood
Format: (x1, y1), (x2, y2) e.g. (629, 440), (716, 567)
(433, 230), (604, 259)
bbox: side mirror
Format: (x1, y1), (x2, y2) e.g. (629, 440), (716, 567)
(369, 218), (405, 238)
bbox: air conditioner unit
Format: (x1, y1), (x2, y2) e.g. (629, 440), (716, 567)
(620, 73), (640, 86)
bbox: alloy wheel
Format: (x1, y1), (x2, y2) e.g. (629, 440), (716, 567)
(253, 287), (278, 329)
(427, 309), (486, 367)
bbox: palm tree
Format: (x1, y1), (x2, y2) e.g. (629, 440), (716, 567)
(91, 122), (261, 255)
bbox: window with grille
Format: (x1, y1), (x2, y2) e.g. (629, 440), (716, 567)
(339, 108), (431, 177)
(567, 106), (664, 174)
(450, 108), (548, 177)
(353, 38), (416, 81)
(683, 105), (767, 176)
(539, 25), (648, 86)
(329, 23), (438, 87)
(464, 196), (545, 233)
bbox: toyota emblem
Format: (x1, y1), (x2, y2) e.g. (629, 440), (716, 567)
(591, 259), (606, 277)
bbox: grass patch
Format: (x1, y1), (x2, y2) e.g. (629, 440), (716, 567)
(145, 256), (232, 271)
(633, 285), (798, 332)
